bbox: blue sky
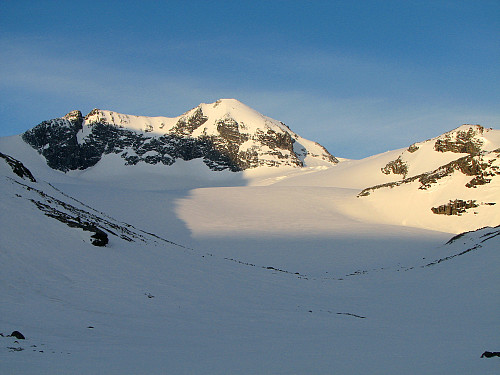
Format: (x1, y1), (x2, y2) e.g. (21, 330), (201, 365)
(1, 0), (498, 158)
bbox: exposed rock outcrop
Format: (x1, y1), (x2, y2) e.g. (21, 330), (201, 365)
(481, 351), (500, 358)
(381, 156), (408, 178)
(407, 143), (419, 153)
(0, 152), (36, 182)
(431, 200), (478, 215)
(9, 331), (25, 340)
(434, 125), (484, 154)
(359, 150), (500, 196)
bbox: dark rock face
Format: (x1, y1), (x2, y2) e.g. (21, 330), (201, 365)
(21, 111), (102, 172)
(21, 107), (330, 173)
(216, 118), (247, 145)
(22, 110), (243, 172)
(171, 107), (208, 136)
(0, 152), (36, 182)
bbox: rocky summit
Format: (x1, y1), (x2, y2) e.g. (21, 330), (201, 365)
(21, 99), (337, 172)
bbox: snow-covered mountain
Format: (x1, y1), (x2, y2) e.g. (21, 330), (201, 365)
(1, 148), (499, 374)
(353, 125), (500, 232)
(1, 103), (498, 235)
(21, 99), (337, 173)
(266, 124), (499, 233)
(1, 102), (499, 374)
(377, 124), (499, 178)
(1, 101), (498, 235)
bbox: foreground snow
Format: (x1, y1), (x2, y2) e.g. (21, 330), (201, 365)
(1, 204), (498, 374)
(1, 119), (499, 373)
(1, 153), (499, 374)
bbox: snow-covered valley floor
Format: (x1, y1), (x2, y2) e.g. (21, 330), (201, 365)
(1, 140), (499, 374)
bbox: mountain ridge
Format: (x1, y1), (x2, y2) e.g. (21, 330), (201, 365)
(2, 100), (499, 234)
(1, 107), (499, 374)
(21, 99), (337, 173)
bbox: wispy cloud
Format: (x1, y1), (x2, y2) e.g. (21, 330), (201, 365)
(1, 35), (498, 159)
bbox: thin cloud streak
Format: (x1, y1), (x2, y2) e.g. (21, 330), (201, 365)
(0, 34), (498, 159)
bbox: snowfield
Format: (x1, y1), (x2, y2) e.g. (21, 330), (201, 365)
(0, 110), (499, 374)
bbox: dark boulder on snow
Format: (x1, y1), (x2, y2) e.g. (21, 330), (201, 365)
(481, 351), (500, 358)
(90, 228), (109, 247)
(10, 331), (25, 340)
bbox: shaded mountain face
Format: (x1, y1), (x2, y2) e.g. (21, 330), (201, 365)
(21, 99), (337, 172)
(0, 152), (185, 248)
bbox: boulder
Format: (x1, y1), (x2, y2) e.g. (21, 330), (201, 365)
(10, 331), (25, 340)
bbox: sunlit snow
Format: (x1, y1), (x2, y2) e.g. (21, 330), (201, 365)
(0, 107), (499, 374)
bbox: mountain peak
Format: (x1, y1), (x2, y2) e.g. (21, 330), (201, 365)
(454, 124), (485, 132)
(63, 110), (83, 121)
(21, 100), (338, 173)
(212, 98), (244, 107)
(196, 99), (266, 126)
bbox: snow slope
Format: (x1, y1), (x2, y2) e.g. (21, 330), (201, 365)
(2, 121), (499, 236)
(1, 152), (498, 374)
(266, 125), (500, 234)
(1, 106), (499, 373)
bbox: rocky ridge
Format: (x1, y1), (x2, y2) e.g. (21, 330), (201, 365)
(0, 151), (37, 182)
(22, 99), (337, 173)
(1, 152), (190, 248)
(358, 125), (500, 217)
(379, 125), (492, 179)
(360, 149), (500, 197)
